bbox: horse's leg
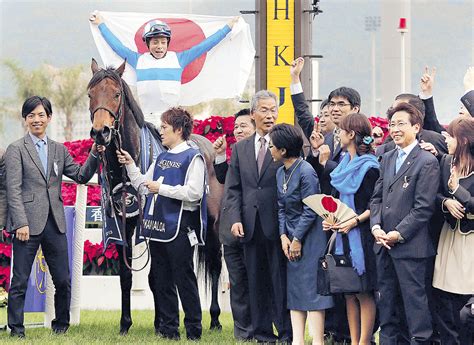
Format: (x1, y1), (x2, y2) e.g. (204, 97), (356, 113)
(209, 251), (222, 331)
(117, 222), (135, 335)
(207, 229), (222, 331)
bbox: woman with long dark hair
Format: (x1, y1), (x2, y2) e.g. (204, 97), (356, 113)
(433, 116), (474, 345)
(322, 113), (379, 345)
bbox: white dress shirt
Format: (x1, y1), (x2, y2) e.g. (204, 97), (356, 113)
(126, 141), (205, 211)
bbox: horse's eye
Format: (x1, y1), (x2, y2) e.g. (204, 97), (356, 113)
(115, 92), (120, 99)
(87, 93), (91, 98)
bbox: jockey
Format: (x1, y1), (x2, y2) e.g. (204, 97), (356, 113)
(90, 12), (238, 125)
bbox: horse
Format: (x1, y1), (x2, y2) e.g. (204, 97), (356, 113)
(87, 58), (224, 335)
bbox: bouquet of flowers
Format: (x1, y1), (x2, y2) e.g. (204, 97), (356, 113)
(83, 240), (119, 276)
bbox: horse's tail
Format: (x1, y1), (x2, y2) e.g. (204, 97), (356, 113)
(197, 212), (221, 292)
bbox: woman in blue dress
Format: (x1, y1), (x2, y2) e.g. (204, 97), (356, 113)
(269, 124), (334, 345)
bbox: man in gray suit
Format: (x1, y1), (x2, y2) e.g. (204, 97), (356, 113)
(370, 102), (439, 344)
(6, 96), (102, 338)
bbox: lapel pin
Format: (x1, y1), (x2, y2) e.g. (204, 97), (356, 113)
(403, 176), (409, 189)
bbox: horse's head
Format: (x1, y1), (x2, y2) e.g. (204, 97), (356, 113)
(88, 58), (127, 146)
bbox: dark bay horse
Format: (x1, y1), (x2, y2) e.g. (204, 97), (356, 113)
(87, 59), (224, 334)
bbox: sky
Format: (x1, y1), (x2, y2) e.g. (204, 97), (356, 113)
(0, 0), (473, 143)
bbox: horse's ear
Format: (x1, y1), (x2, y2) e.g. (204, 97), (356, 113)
(116, 59), (127, 77)
(91, 58), (100, 74)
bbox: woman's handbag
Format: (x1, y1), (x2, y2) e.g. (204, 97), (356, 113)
(317, 231), (363, 295)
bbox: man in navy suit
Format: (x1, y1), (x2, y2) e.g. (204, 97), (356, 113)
(370, 102), (439, 344)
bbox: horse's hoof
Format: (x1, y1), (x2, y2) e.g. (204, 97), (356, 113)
(209, 320), (222, 331)
(119, 319), (132, 336)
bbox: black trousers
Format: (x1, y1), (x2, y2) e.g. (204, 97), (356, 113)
(8, 212), (70, 334)
(434, 289), (472, 345)
(243, 216), (291, 342)
(376, 250), (432, 345)
(150, 210), (202, 340)
(223, 243), (253, 340)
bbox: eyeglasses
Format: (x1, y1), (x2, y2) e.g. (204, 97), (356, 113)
(388, 121), (410, 129)
(328, 102), (352, 109)
(256, 108), (277, 115)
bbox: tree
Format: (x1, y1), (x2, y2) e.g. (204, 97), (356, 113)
(3, 60), (88, 141)
(46, 64), (88, 141)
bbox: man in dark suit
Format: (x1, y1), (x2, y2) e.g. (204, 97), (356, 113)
(370, 102), (439, 345)
(212, 108), (255, 340)
(225, 90), (291, 343)
(6, 96), (101, 338)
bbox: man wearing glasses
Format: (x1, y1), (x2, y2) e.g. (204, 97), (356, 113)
(225, 90), (291, 343)
(370, 102), (439, 344)
(290, 57), (361, 343)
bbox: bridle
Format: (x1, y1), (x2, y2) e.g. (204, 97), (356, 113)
(89, 72), (149, 272)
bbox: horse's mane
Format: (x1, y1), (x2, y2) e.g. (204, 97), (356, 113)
(88, 66), (145, 128)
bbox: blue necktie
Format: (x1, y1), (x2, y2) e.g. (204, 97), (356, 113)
(36, 140), (48, 175)
(395, 149), (406, 174)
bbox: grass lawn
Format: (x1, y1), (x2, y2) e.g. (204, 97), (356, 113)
(0, 308), (363, 344)
(0, 309), (239, 344)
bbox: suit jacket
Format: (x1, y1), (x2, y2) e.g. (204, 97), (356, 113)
(0, 148), (6, 229)
(422, 96), (445, 133)
(461, 90), (474, 117)
(214, 161), (228, 185)
(5, 134), (98, 236)
(370, 144), (439, 259)
(436, 154), (474, 234)
(291, 92), (342, 192)
(375, 129), (447, 157)
(225, 133), (282, 242)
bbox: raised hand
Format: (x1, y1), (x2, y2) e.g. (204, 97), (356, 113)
(212, 135), (227, 155)
(310, 128), (324, 150)
(290, 57), (305, 83)
(89, 11), (103, 25)
(228, 16), (240, 29)
(420, 66), (436, 96)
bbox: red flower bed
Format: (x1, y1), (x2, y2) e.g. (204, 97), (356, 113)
(83, 240), (119, 276)
(193, 115), (236, 160)
(62, 139), (101, 206)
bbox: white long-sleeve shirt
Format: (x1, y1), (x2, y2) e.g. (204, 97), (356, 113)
(126, 141), (205, 211)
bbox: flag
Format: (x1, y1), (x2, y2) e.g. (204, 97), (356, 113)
(90, 11), (255, 106)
